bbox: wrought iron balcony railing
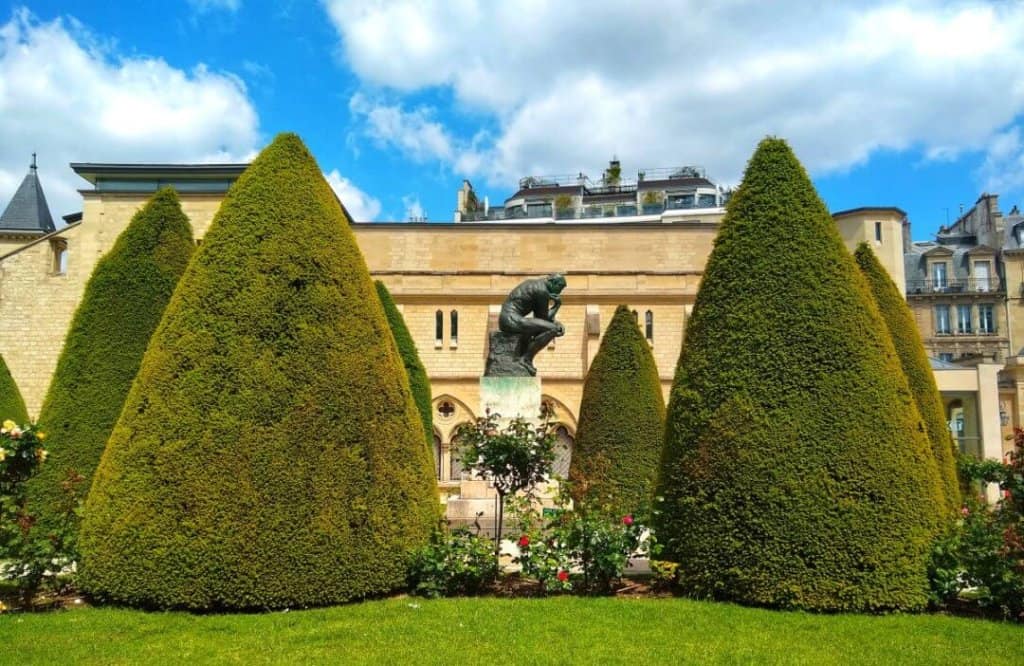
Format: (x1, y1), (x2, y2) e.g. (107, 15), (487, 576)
(907, 278), (1003, 295)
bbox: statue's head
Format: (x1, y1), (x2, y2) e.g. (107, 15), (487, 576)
(546, 273), (567, 295)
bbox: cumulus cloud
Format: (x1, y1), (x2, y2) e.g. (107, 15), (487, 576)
(0, 10), (258, 218)
(325, 1), (1024, 191)
(325, 169), (382, 221)
(349, 93), (453, 163)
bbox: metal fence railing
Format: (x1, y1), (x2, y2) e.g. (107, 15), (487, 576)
(907, 278), (1002, 295)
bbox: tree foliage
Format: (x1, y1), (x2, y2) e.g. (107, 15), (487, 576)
(27, 188), (193, 531)
(0, 354), (28, 424)
(656, 137), (944, 612)
(79, 133), (439, 610)
(854, 242), (960, 514)
(375, 280), (433, 449)
(570, 305), (664, 514)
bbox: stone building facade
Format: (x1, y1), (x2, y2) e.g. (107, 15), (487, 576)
(0, 161), (1009, 502)
(901, 194), (1024, 462)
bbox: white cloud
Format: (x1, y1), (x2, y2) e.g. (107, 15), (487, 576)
(325, 169), (382, 221)
(401, 194), (424, 222)
(0, 10), (258, 219)
(978, 128), (1024, 195)
(325, 1), (1024, 192)
(349, 93), (453, 163)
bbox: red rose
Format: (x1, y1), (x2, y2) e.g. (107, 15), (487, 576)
(622, 515), (634, 526)
(557, 570), (569, 582)
(518, 535), (530, 548)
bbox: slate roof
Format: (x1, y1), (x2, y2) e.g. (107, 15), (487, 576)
(1002, 213), (1024, 251)
(905, 241), (977, 285)
(0, 161), (56, 235)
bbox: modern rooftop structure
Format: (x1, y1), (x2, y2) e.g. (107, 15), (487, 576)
(455, 160), (730, 223)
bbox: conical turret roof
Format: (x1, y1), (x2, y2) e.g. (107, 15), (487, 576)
(0, 155), (56, 235)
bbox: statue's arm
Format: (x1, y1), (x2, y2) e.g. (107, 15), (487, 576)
(548, 295), (561, 321)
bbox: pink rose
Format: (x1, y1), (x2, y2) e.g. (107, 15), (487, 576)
(622, 515), (634, 526)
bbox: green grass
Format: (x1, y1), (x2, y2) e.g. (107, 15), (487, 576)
(1, 597), (1021, 665)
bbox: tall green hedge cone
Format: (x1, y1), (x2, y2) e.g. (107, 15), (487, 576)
(27, 188), (194, 531)
(569, 305), (664, 514)
(80, 133), (439, 610)
(854, 242), (960, 515)
(656, 138), (944, 612)
(0, 353), (28, 424)
(375, 280), (433, 451)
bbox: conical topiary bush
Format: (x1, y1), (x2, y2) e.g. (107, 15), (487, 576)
(27, 188), (193, 531)
(80, 133), (439, 610)
(375, 280), (433, 449)
(854, 242), (960, 515)
(656, 137), (944, 612)
(0, 353), (28, 424)
(569, 305), (664, 514)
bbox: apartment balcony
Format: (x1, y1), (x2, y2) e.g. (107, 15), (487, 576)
(906, 278), (1004, 296)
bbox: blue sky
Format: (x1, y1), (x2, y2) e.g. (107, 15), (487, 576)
(2, 1), (1024, 240)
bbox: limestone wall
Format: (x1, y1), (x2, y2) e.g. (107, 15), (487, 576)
(2, 187), (907, 434)
(0, 225), (85, 417)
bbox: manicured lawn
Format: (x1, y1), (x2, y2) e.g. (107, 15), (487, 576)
(2, 596), (1022, 665)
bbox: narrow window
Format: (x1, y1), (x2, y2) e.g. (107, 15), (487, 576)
(645, 310), (654, 343)
(956, 304), (972, 334)
(974, 260), (992, 292)
(435, 310), (443, 347)
(874, 221), (882, 242)
(50, 238), (68, 275)
(934, 304), (951, 335)
(979, 304), (995, 334)
(449, 438), (464, 480)
(931, 263), (948, 290)
(938, 352), (954, 363)
(450, 310), (458, 347)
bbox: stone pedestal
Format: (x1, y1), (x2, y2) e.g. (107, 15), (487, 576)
(484, 331), (531, 376)
(480, 375), (543, 423)
(444, 376), (545, 532)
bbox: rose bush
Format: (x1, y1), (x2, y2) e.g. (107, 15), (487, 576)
(1, 419), (84, 608)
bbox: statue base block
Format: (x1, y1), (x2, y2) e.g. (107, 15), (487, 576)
(480, 375), (542, 423)
(484, 331), (533, 376)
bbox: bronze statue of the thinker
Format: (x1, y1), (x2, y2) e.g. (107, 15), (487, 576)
(485, 274), (567, 377)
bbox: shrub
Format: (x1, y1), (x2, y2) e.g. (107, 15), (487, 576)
(27, 188), (193, 532)
(0, 421), (83, 608)
(570, 304), (664, 514)
(375, 280), (433, 447)
(408, 529), (499, 598)
(930, 430), (1023, 621)
(455, 412), (557, 555)
(515, 502), (647, 595)
(656, 137), (943, 612)
(0, 354), (28, 424)
(79, 133), (439, 610)
(854, 242), (959, 515)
